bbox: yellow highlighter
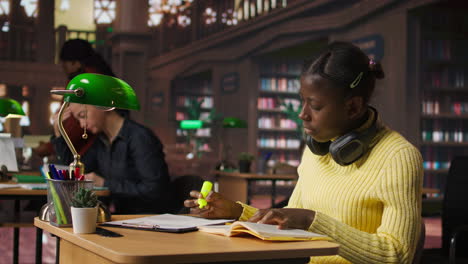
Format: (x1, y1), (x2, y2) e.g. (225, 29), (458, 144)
(198, 181), (213, 209)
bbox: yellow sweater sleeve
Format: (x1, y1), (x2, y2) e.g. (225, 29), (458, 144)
(237, 201), (258, 221)
(307, 147), (423, 264)
(236, 172), (306, 221)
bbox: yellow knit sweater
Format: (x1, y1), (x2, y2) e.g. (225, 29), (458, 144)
(239, 122), (423, 264)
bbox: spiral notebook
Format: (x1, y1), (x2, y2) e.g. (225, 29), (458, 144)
(101, 214), (235, 233)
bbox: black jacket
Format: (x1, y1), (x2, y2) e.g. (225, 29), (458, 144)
(52, 118), (175, 214)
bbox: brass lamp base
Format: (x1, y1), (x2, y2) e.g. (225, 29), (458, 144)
(39, 201), (111, 223)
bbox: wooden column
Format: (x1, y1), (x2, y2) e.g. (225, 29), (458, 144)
(111, 0), (151, 123)
(8, 0), (22, 60)
(36, 0), (55, 63)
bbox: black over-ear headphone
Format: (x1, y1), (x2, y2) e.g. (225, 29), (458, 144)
(305, 107), (379, 166)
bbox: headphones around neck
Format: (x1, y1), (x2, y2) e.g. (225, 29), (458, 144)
(305, 107), (379, 166)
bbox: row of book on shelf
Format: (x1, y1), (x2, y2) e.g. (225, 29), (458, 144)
(257, 151), (300, 167)
(421, 120), (468, 143)
(175, 96), (213, 109)
(257, 97), (300, 111)
(259, 62), (302, 75)
(175, 111), (211, 121)
(173, 142), (211, 153)
(423, 159), (451, 171)
(259, 78), (300, 93)
(258, 116), (297, 130)
(421, 146), (455, 170)
(423, 39), (451, 60)
(424, 68), (466, 88)
(176, 128), (211, 137)
(421, 99), (468, 115)
(421, 130), (467, 143)
(257, 136), (301, 149)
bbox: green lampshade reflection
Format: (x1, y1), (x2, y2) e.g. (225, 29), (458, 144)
(54, 73), (140, 110)
(223, 117), (247, 128)
(0, 98), (26, 118)
(180, 120), (203, 129)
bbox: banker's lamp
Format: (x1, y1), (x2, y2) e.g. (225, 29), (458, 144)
(0, 98), (25, 180)
(50, 73), (140, 177)
(0, 98), (26, 118)
(180, 120), (203, 130)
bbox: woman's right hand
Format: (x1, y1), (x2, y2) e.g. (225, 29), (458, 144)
(184, 191), (243, 219)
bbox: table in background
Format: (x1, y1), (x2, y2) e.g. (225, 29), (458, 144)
(422, 188), (440, 195)
(0, 179), (110, 264)
(215, 171), (437, 206)
(35, 215), (339, 264)
(214, 171), (297, 206)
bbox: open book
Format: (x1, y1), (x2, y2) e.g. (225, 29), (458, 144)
(198, 221), (330, 241)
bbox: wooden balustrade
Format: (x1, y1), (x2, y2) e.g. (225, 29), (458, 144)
(0, 23), (36, 61)
(151, 0), (296, 57)
(0, 0), (297, 61)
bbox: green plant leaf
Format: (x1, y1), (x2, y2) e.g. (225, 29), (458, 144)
(71, 187), (98, 208)
(239, 152), (255, 161)
(279, 99), (303, 137)
(186, 98), (204, 120)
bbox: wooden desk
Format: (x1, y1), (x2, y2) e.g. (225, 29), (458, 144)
(214, 171), (297, 206)
(0, 181), (110, 264)
(0, 184), (110, 197)
(35, 215), (339, 264)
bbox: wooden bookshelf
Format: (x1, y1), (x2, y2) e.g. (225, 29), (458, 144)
(421, 114), (468, 120)
(256, 60), (303, 167)
(416, 6), (468, 196)
(171, 71), (214, 155)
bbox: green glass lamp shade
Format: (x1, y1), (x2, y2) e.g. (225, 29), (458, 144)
(0, 98), (26, 118)
(180, 120), (203, 129)
(53, 73), (140, 110)
(222, 117), (247, 128)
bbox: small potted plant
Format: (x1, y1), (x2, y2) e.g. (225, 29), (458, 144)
(238, 152), (255, 173)
(71, 187), (99, 234)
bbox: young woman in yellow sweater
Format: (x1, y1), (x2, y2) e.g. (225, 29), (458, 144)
(185, 41), (423, 264)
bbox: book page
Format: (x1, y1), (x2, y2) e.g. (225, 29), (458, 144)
(199, 221), (330, 241)
(104, 214), (235, 230)
(19, 183), (47, 190)
(0, 184), (20, 189)
(198, 224), (232, 236)
(0, 138), (18, 172)
(236, 222), (328, 240)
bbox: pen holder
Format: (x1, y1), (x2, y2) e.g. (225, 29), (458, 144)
(46, 179), (93, 227)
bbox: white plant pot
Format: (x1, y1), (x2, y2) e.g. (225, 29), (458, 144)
(71, 206), (98, 234)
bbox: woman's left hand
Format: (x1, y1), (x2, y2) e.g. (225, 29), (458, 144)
(247, 208), (316, 230)
(85, 172), (105, 187)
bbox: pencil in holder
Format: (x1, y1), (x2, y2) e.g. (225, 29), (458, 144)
(46, 179), (93, 227)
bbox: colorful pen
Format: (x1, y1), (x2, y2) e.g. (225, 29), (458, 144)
(198, 181), (213, 209)
(50, 164), (60, 180)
